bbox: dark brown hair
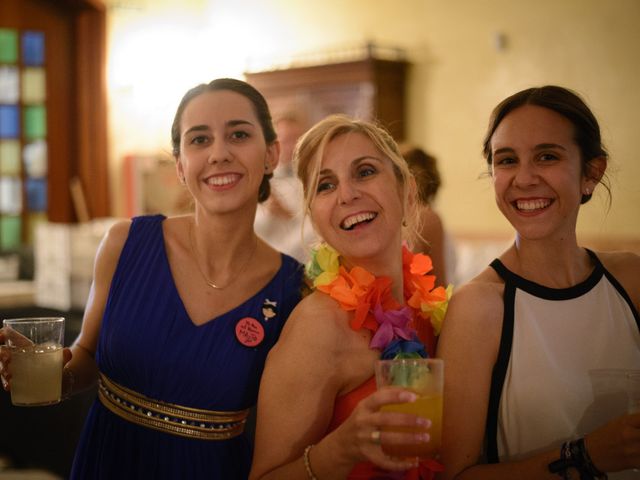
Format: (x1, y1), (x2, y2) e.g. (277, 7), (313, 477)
(171, 78), (276, 202)
(482, 85), (609, 204)
(401, 146), (441, 205)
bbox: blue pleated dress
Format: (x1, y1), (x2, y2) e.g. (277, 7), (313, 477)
(70, 215), (304, 479)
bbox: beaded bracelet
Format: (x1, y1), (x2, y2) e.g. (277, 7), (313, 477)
(548, 437), (608, 479)
(303, 444), (318, 480)
(573, 438), (607, 479)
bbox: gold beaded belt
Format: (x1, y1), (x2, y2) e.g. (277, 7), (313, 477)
(98, 373), (248, 440)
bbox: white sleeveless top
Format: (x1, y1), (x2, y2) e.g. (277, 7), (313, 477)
(487, 251), (640, 478)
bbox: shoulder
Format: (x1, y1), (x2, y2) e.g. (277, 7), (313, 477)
(266, 292), (351, 378)
(100, 219), (132, 257)
(438, 267), (505, 356)
(594, 250), (640, 310)
(595, 249), (640, 275)
(419, 207), (444, 236)
(279, 292), (350, 345)
(449, 267), (505, 320)
(421, 206), (444, 228)
(88, 220), (133, 287)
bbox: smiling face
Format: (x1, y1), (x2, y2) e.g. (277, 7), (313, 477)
(490, 104), (594, 241)
(309, 132), (405, 263)
(176, 90), (278, 215)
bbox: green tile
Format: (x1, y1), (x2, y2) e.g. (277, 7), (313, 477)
(0, 29), (18, 64)
(23, 105), (47, 140)
(0, 215), (21, 251)
(0, 140), (21, 175)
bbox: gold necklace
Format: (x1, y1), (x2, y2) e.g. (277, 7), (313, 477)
(189, 220), (258, 290)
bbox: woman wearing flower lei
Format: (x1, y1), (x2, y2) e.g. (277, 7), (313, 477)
(250, 115), (451, 480)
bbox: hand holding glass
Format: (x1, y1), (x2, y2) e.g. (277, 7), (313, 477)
(375, 358), (443, 459)
(2, 317), (65, 406)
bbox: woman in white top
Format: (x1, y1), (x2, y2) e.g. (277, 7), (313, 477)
(437, 85), (640, 479)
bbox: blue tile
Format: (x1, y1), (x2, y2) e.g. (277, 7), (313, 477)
(26, 177), (48, 211)
(0, 105), (20, 139)
(22, 31), (45, 66)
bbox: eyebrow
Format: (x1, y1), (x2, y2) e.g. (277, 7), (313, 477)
(227, 119), (255, 128)
(183, 125), (209, 136)
(493, 143), (567, 156)
(318, 155), (382, 176)
(534, 143), (567, 151)
(183, 119), (255, 137)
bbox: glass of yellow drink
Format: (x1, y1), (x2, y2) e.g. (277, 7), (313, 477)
(2, 317), (65, 406)
(375, 358), (443, 458)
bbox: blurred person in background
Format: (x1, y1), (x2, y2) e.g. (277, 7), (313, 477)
(401, 145), (456, 287)
(254, 111), (317, 262)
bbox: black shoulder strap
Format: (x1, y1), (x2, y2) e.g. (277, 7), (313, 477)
(485, 258), (515, 463)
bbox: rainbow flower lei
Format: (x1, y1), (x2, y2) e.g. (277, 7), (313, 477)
(305, 243), (452, 358)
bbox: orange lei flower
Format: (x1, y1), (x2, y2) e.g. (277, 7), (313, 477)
(307, 243), (451, 355)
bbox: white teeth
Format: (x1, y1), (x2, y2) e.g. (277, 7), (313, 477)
(342, 212), (376, 229)
(207, 174), (237, 186)
(516, 199), (550, 211)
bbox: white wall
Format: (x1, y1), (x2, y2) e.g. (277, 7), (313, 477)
(105, 0), (640, 241)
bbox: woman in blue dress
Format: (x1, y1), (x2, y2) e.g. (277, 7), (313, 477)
(1, 78), (304, 479)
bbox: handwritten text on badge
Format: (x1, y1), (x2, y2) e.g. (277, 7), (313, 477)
(235, 317), (265, 347)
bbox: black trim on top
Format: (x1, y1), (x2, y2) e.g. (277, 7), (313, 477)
(484, 249), (639, 464)
(485, 259), (516, 464)
(490, 251), (604, 301)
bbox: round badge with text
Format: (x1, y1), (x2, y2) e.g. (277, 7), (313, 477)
(235, 317), (265, 348)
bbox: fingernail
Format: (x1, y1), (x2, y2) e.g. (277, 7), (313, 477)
(417, 417), (431, 427)
(399, 391), (417, 402)
(417, 433), (430, 442)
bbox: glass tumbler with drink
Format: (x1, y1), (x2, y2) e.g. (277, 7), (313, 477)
(374, 358), (443, 459)
(2, 317), (65, 406)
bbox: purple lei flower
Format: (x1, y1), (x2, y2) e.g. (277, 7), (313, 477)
(369, 303), (416, 350)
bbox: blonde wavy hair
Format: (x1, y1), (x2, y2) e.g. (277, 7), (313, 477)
(293, 114), (420, 244)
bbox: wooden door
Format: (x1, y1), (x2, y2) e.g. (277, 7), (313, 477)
(0, 0), (108, 252)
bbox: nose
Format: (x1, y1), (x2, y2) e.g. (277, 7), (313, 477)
(207, 139), (231, 165)
(336, 179), (361, 205)
(513, 161), (538, 188)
